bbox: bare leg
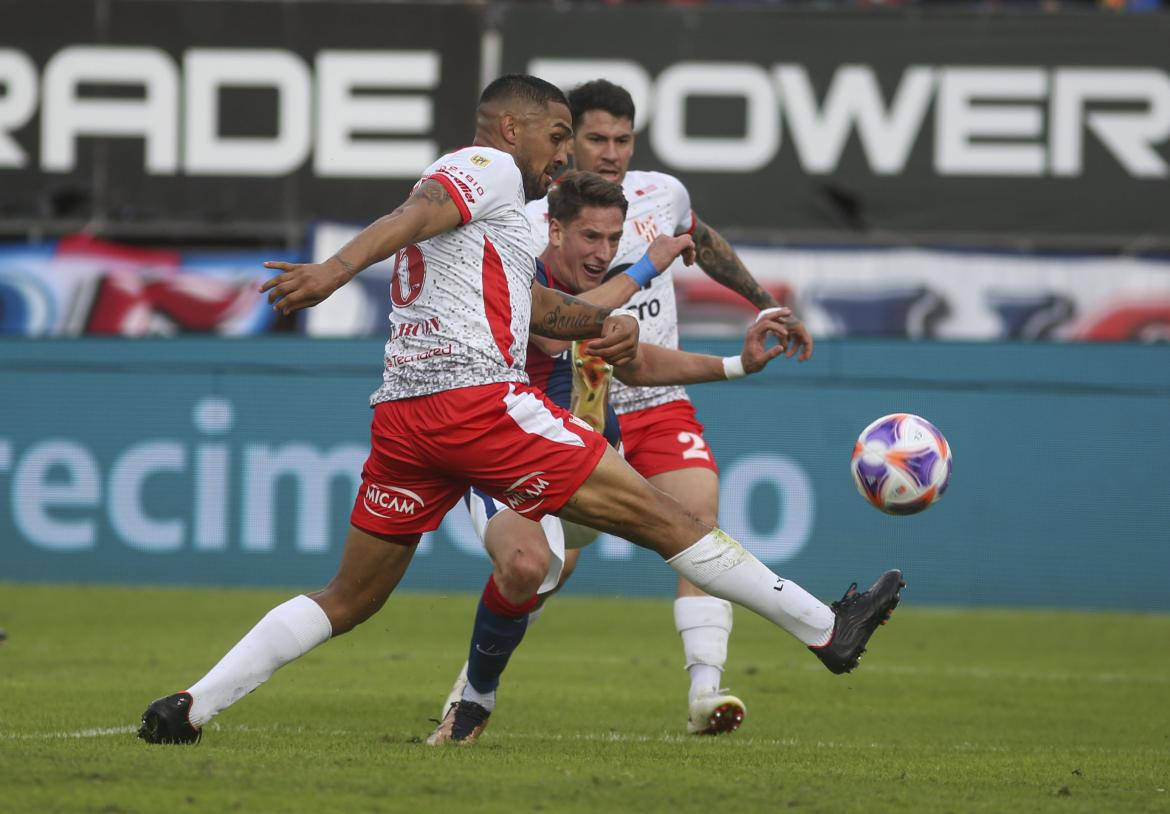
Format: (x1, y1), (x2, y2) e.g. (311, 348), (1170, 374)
(441, 509), (553, 722)
(559, 447), (710, 555)
(185, 526), (416, 725)
(481, 510), (552, 604)
(647, 468), (720, 598)
(433, 509), (570, 732)
(310, 526), (417, 633)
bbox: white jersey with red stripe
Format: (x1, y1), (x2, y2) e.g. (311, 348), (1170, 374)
(527, 169), (696, 414)
(372, 146), (536, 405)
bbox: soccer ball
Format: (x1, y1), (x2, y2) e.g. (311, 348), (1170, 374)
(851, 413), (952, 515)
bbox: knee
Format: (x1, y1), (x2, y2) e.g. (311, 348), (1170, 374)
(495, 546), (549, 601)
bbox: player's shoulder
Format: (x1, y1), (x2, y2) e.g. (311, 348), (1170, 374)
(623, 169), (688, 199)
(428, 146), (520, 182)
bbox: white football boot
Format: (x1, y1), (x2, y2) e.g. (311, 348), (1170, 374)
(687, 690), (746, 735)
(438, 660), (470, 721)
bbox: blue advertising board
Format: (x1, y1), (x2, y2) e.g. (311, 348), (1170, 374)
(1, 339), (1168, 610)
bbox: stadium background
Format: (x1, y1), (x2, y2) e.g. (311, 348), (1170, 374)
(2, 0), (1168, 611)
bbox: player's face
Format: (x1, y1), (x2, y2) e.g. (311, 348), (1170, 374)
(516, 101), (573, 201)
(548, 205), (625, 294)
(572, 111), (634, 184)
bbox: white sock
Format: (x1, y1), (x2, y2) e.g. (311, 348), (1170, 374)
(674, 596), (732, 701)
(527, 604), (546, 626)
(687, 664), (723, 701)
(461, 683), (497, 712)
(186, 595), (332, 726)
(667, 529), (834, 647)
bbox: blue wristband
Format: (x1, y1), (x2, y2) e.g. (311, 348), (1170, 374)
(622, 253), (658, 288)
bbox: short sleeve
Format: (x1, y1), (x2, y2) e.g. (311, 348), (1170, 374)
(422, 150), (519, 226)
(663, 174), (696, 236)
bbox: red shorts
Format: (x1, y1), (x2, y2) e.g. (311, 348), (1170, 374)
(617, 400), (719, 480)
(349, 382), (608, 537)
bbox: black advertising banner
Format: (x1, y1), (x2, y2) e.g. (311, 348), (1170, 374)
(4, 3), (1168, 249)
(0, 0), (484, 240)
(496, 7), (1170, 249)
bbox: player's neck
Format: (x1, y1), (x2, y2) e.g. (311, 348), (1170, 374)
(539, 251), (579, 295)
(471, 130), (512, 157)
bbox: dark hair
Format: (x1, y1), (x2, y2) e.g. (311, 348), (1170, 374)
(478, 74), (569, 111)
(567, 79), (636, 129)
(548, 170), (628, 224)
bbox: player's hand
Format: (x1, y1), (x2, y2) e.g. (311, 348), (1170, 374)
(589, 312), (640, 367)
(777, 313), (814, 361)
(741, 310), (792, 374)
(646, 234), (696, 272)
(260, 259), (352, 315)
(750, 306), (813, 362)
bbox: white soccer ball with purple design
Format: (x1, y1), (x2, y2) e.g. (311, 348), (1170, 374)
(851, 413), (952, 515)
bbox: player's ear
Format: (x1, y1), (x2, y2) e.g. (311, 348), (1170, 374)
(498, 111), (520, 146)
(548, 218), (564, 248)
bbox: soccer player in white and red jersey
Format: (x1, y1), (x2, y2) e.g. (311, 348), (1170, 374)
(137, 75), (903, 747)
(524, 80), (818, 735)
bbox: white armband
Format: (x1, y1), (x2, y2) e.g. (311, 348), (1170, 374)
(722, 355), (746, 380)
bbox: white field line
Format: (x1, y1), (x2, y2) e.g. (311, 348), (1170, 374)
(0, 724), (1158, 757)
(1, 666), (1163, 743)
(0, 724), (905, 749)
(1, 725), (139, 740)
(0, 723), (772, 745)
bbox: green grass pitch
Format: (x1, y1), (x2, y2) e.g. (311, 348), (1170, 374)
(1, 583), (1167, 814)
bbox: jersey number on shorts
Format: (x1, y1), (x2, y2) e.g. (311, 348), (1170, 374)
(391, 245), (427, 307)
(678, 431), (711, 461)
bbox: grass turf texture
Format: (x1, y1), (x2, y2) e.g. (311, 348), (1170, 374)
(0, 584), (1167, 814)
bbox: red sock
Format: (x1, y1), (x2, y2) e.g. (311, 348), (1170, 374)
(482, 574), (539, 619)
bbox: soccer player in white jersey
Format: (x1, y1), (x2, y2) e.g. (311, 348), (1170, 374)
(136, 75), (904, 747)
(524, 80), (818, 734)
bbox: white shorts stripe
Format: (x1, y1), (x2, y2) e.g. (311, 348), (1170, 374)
(502, 384), (587, 448)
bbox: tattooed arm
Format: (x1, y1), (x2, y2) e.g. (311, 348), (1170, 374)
(691, 215), (814, 361)
(530, 283), (640, 366)
(531, 284), (612, 339)
(261, 178), (462, 315)
(692, 217), (778, 310)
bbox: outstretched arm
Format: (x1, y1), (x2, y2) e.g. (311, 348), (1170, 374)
(530, 283), (640, 366)
(260, 179), (463, 315)
(614, 311), (789, 387)
(692, 216), (778, 310)
(531, 233), (695, 357)
(692, 215), (814, 361)
(571, 233), (696, 310)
